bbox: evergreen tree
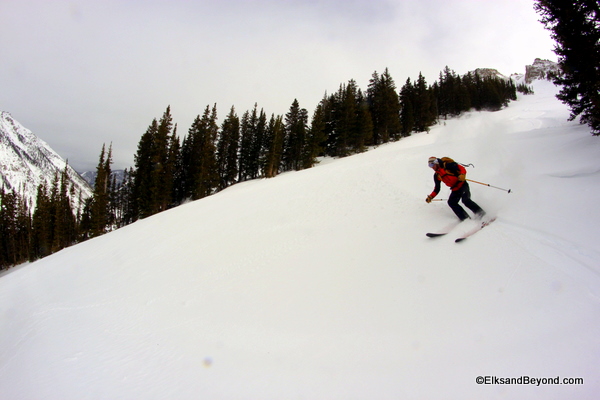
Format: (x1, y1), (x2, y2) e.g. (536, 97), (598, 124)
(480, 76), (504, 111)
(321, 92), (339, 157)
(353, 89), (374, 152)
(133, 118), (158, 219)
(181, 105), (219, 199)
(31, 182), (53, 259)
(238, 109), (253, 181)
(108, 172), (118, 229)
(194, 104), (220, 198)
(454, 74), (472, 113)
(0, 187), (10, 267)
(0, 188), (29, 267)
(237, 104), (267, 181)
(52, 163), (77, 251)
(130, 106), (177, 219)
(263, 114), (286, 178)
(303, 103), (327, 169)
(400, 78), (416, 136)
(324, 81), (373, 157)
(462, 72), (481, 111)
(47, 174), (60, 250)
(153, 106), (176, 211)
(517, 83), (535, 95)
(367, 68), (401, 143)
(119, 168), (135, 227)
(15, 192), (31, 265)
(167, 124), (180, 205)
(78, 197), (93, 242)
(254, 108), (268, 178)
(283, 99), (308, 170)
(89, 144), (112, 237)
(333, 82), (355, 157)
(413, 72), (437, 132)
(216, 106), (240, 189)
(176, 131), (194, 202)
(535, 0), (600, 134)
(437, 66), (459, 119)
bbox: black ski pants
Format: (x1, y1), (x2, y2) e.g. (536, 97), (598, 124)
(448, 182), (484, 221)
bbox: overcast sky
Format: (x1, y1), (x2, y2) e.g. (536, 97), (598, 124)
(1, 0), (556, 172)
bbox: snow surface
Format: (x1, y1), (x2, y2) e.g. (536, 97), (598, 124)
(1, 81), (599, 399)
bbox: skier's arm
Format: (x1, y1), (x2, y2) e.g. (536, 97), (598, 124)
(426, 174), (441, 202)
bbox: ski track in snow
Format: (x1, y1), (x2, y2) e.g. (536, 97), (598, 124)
(498, 219), (600, 300)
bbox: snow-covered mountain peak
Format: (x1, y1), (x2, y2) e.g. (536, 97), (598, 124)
(0, 112), (92, 210)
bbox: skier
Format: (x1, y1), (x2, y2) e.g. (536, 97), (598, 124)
(426, 156), (485, 221)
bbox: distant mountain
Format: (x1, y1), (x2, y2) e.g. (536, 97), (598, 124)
(469, 68), (509, 80)
(465, 59), (560, 84)
(0, 111), (92, 210)
(81, 169), (126, 187)
(524, 58), (561, 84)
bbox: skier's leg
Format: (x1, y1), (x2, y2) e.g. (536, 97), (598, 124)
(460, 183), (485, 216)
(448, 189), (470, 220)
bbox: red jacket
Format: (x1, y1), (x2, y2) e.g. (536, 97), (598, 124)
(430, 163), (466, 197)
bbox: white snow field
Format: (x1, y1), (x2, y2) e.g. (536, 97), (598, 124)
(1, 81), (599, 399)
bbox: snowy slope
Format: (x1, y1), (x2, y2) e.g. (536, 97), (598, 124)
(1, 81), (599, 399)
(0, 112), (92, 210)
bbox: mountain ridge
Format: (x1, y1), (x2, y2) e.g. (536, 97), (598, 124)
(0, 111), (92, 210)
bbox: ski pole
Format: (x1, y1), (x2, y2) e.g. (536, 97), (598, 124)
(467, 179), (511, 193)
(432, 198), (447, 201)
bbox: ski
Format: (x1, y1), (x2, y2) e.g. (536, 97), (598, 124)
(426, 221), (463, 238)
(455, 217), (496, 243)
(426, 232), (447, 238)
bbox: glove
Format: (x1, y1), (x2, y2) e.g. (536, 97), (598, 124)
(426, 195), (433, 203)
(457, 174), (466, 182)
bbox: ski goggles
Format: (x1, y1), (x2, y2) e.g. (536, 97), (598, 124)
(428, 159), (438, 168)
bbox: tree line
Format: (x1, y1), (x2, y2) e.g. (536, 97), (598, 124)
(0, 165), (82, 267)
(1, 67), (519, 269)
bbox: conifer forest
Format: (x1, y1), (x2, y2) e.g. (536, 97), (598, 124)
(1, 68), (521, 268)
